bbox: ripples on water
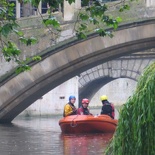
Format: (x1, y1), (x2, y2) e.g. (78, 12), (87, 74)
(0, 115), (114, 155)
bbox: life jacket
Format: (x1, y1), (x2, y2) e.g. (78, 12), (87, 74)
(63, 102), (77, 117)
(77, 106), (90, 115)
(101, 101), (115, 119)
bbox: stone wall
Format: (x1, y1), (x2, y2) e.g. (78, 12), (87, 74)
(90, 78), (137, 107)
(1, 0), (155, 117)
(20, 76), (79, 116)
(1, 0), (155, 77)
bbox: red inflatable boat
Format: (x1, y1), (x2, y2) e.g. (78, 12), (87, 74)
(59, 115), (118, 134)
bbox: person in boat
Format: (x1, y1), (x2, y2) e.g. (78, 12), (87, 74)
(100, 95), (115, 119)
(63, 95), (77, 117)
(77, 98), (93, 115)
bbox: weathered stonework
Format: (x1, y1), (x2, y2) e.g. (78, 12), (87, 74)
(0, 20), (155, 122)
(0, 0), (155, 119)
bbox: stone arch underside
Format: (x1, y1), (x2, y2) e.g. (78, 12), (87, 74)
(0, 20), (155, 122)
(78, 53), (155, 101)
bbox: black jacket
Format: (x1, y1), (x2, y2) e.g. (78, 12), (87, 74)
(101, 100), (113, 118)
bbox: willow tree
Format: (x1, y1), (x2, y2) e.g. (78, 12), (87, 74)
(106, 62), (155, 155)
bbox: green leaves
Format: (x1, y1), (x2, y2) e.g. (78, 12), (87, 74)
(79, 24), (87, 31)
(0, 0), (40, 74)
(0, 2), (19, 37)
(2, 41), (21, 62)
(76, 2), (122, 40)
(95, 28), (113, 37)
(16, 65), (31, 74)
(87, 4), (108, 18)
(32, 56), (41, 61)
(19, 37), (37, 46)
(43, 17), (60, 28)
(76, 32), (87, 39)
(67, 0), (75, 5)
(0, 0), (133, 75)
(0, 24), (13, 37)
(14, 55), (41, 74)
(119, 4), (130, 12)
(79, 13), (89, 21)
(106, 62), (155, 155)
(103, 16), (121, 30)
(15, 55), (41, 74)
(13, 29), (24, 36)
(116, 17), (122, 23)
(31, 0), (41, 7)
(81, 0), (89, 6)
(0, 22), (20, 37)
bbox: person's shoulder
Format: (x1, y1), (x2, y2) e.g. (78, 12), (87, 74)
(65, 103), (70, 107)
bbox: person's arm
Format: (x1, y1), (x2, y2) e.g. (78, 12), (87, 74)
(77, 108), (83, 115)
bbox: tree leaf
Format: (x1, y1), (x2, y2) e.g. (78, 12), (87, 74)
(32, 56), (41, 61)
(13, 29), (24, 36)
(116, 17), (122, 23)
(1, 24), (13, 37)
(67, 0), (75, 5)
(16, 65), (31, 74)
(43, 18), (60, 28)
(76, 32), (87, 40)
(79, 13), (89, 21)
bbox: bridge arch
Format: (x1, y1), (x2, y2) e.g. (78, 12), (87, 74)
(0, 20), (155, 122)
(79, 53), (155, 102)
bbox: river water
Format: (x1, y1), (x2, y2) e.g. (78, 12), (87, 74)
(0, 109), (116, 155)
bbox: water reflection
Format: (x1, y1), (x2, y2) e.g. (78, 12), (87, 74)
(61, 133), (113, 155)
(0, 115), (114, 155)
(0, 117), (63, 155)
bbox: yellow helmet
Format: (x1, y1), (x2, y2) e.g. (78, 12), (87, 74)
(100, 95), (108, 101)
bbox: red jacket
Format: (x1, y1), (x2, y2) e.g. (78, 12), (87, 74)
(77, 106), (92, 115)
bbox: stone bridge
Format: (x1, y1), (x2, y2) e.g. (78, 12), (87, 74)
(79, 51), (155, 101)
(0, 19), (155, 123)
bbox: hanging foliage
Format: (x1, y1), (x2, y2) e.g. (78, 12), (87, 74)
(106, 62), (155, 155)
